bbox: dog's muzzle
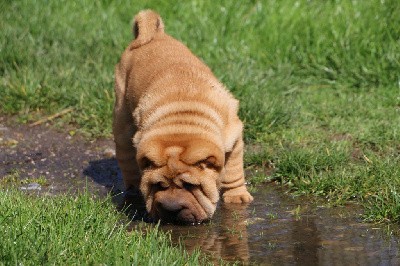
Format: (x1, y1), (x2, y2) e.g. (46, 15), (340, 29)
(151, 188), (209, 225)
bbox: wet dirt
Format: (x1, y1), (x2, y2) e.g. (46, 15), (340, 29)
(0, 116), (123, 197)
(1, 116), (399, 265)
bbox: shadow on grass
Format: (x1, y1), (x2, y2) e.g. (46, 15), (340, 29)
(83, 158), (150, 222)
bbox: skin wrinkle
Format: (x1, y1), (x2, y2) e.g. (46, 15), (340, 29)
(191, 187), (216, 217)
(221, 178), (245, 189)
(139, 62), (229, 111)
(150, 112), (222, 134)
(137, 134), (225, 168)
(141, 100), (225, 130)
(189, 194), (208, 221)
(138, 128), (222, 150)
(150, 121), (220, 140)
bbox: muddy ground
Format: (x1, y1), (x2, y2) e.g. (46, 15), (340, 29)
(1, 115), (399, 265)
(0, 116), (122, 197)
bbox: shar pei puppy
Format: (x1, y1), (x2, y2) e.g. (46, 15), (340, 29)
(113, 10), (253, 224)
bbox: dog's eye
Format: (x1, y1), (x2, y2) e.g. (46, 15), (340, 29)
(142, 157), (157, 169)
(182, 181), (197, 191)
(195, 156), (219, 170)
(153, 181), (169, 191)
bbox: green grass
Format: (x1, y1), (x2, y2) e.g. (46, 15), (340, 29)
(1, 0), (399, 225)
(0, 170), (48, 188)
(0, 190), (211, 265)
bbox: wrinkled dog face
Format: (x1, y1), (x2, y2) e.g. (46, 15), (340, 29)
(137, 137), (223, 224)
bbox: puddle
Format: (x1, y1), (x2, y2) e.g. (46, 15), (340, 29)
(1, 117), (399, 265)
(160, 186), (400, 264)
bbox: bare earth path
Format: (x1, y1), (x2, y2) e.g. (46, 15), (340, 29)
(0, 116), (122, 196)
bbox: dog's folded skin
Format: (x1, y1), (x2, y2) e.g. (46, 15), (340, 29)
(113, 10), (253, 224)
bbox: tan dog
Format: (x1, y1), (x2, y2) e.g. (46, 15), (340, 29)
(113, 10), (253, 224)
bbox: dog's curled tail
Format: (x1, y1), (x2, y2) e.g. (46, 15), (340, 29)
(129, 10), (164, 50)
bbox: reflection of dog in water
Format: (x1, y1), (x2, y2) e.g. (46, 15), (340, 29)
(166, 203), (250, 263)
(113, 10), (253, 224)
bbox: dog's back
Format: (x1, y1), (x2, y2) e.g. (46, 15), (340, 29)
(117, 10), (216, 107)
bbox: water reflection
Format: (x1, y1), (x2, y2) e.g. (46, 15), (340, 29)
(292, 215), (320, 265)
(163, 203), (251, 263)
(159, 185), (399, 265)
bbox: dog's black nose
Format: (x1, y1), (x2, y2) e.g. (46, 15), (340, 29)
(155, 202), (198, 224)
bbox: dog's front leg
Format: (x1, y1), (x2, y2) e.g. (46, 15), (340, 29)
(221, 137), (254, 204)
(113, 64), (141, 190)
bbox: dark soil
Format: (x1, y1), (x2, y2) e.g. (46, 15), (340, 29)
(0, 116), (122, 197)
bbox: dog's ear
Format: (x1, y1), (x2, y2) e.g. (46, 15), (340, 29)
(130, 10), (164, 50)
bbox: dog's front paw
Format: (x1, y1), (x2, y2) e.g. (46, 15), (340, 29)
(222, 186), (254, 204)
